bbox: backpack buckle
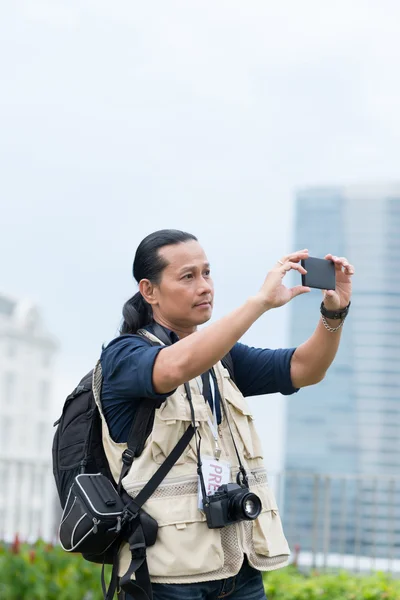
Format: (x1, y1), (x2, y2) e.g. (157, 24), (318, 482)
(122, 505), (140, 526)
(122, 449), (135, 466)
(129, 541), (146, 560)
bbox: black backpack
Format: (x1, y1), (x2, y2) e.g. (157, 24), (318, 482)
(52, 327), (235, 558)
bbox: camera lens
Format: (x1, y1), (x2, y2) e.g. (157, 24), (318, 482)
(230, 491), (261, 521)
(244, 497), (259, 518)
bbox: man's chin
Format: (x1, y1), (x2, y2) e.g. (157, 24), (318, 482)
(194, 308), (213, 325)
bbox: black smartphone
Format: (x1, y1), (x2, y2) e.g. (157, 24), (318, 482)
(301, 257), (336, 290)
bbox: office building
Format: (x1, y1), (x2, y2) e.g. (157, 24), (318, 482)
(284, 184), (400, 559)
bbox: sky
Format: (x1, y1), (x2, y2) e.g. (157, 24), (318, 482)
(1, 0), (400, 471)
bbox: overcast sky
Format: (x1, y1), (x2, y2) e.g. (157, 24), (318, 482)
(1, 0), (400, 470)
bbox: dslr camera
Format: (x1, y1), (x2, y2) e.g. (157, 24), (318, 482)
(203, 482), (262, 529)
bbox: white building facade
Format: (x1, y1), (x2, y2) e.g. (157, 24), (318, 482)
(0, 293), (58, 542)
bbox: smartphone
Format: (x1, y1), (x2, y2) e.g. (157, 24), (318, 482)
(301, 257), (336, 290)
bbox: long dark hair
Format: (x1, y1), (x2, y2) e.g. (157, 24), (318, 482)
(120, 229), (198, 335)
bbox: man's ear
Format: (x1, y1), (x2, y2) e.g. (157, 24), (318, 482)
(139, 279), (158, 306)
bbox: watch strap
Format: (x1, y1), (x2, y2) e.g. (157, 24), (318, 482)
(320, 301), (351, 320)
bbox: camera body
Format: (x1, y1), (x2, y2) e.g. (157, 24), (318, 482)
(203, 482), (262, 529)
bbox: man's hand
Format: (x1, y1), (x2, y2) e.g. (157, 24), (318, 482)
(290, 254), (355, 388)
(322, 255), (355, 310)
(256, 249), (311, 310)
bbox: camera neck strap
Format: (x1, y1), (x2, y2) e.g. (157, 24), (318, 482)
(184, 381), (209, 504)
(186, 369), (250, 508)
(200, 372), (221, 460)
(213, 369), (249, 488)
(204, 368), (248, 484)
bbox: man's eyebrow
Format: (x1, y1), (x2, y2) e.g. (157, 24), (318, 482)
(179, 262), (210, 273)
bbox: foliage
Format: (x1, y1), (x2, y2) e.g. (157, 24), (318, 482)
(263, 565), (400, 600)
(2, 537), (400, 599)
(0, 537), (109, 600)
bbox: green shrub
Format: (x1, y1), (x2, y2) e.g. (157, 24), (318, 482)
(0, 538), (108, 600)
(263, 566), (400, 600)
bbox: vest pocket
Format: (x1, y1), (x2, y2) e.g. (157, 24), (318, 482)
(251, 487), (290, 557)
(145, 493), (224, 577)
(222, 379), (264, 460)
(151, 393), (209, 465)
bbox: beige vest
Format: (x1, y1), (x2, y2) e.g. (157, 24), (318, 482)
(93, 331), (290, 584)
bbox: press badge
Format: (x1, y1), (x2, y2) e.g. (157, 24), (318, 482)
(198, 456), (231, 510)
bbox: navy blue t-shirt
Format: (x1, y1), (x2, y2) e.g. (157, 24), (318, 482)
(100, 324), (299, 443)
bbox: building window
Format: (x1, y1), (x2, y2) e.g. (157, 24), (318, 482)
(7, 341), (16, 358)
(37, 422), (48, 453)
(42, 352), (51, 368)
(38, 381), (50, 410)
(3, 372), (15, 404)
(1, 417), (12, 451)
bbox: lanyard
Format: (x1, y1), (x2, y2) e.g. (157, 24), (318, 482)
(195, 373), (221, 460)
(208, 374), (221, 459)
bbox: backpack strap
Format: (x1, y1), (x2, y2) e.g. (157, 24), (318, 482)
(117, 400), (161, 494)
(119, 528), (152, 600)
(119, 421), (196, 600)
(117, 331), (164, 493)
(123, 419), (195, 519)
(221, 351), (235, 383)
(151, 321), (173, 346)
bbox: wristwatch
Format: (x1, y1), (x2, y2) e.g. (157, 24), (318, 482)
(320, 301), (351, 320)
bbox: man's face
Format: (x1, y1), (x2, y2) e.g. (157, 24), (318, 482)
(151, 240), (214, 331)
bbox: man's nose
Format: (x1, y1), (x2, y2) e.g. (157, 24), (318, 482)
(198, 276), (213, 294)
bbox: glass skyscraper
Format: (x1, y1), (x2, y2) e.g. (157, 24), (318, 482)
(283, 185), (400, 560)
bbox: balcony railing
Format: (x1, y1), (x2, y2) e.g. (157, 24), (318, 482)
(0, 457), (58, 543)
(270, 471), (400, 573)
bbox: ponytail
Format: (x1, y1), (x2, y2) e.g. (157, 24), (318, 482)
(120, 292), (153, 335)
